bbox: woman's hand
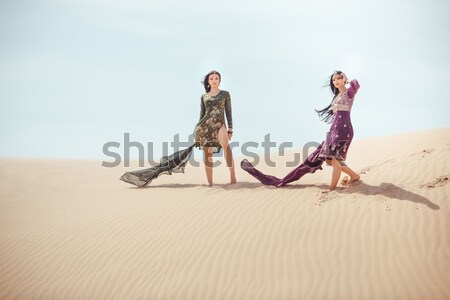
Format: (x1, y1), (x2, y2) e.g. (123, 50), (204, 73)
(343, 73), (349, 84)
(227, 130), (233, 140)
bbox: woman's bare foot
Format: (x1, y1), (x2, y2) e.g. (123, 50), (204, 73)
(341, 176), (350, 185)
(229, 176), (237, 185)
(341, 175), (361, 186)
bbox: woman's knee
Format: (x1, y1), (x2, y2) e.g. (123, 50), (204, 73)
(332, 158), (342, 169)
(220, 141), (230, 151)
(203, 147), (212, 158)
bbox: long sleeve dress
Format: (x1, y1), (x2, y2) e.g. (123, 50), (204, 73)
(320, 80), (360, 165)
(119, 90), (234, 187)
(194, 90), (233, 153)
(241, 80), (360, 187)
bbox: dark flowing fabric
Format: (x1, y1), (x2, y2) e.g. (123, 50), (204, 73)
(240, 142), (325, 187)
(120, 144), (196, 187)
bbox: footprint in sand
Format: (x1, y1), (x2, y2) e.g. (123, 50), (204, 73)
(410, 148), (435, 159)
(358, 166), (372, 175)
(419, 175), (449, 189)
(358, 159), (395, 176)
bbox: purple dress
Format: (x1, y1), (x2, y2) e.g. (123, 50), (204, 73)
(320, 80), (360, 165)
(241, 80), (360, 187)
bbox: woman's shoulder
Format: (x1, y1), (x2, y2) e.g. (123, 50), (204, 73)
(221, 90), (231, 97)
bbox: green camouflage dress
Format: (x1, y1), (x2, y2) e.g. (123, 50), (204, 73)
(194, 90), (233, 153)
(119, 90), (233, 187)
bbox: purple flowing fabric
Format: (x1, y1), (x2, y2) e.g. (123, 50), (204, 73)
(241, 142), (325, 187)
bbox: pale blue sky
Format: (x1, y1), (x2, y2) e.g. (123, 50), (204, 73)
(1, 0), (449, 160)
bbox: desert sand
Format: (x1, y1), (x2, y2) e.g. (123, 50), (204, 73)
(1, 127), (449, 300)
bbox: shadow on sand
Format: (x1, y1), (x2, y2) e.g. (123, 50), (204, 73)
(337, 181), (439, 210)
(126, 181), (440, 210)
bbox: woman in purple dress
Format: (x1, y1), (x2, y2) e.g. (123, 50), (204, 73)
(317, 71), (360, 190)
(241, 70), (360, 191)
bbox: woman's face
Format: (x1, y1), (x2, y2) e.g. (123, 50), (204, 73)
(332, 73), (345, 89)
(208, 74), (221, 88)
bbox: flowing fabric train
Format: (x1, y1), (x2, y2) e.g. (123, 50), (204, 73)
(240, 142), (325, 187)
(120, 144), (196, 187)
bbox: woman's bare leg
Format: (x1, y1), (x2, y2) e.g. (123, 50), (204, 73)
(330, 158), (342, 191)
(218, 125), (237, 184)
(204, 147), (213, 186)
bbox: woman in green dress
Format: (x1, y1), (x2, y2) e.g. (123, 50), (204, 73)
(119, 70), (236, 187)
(194, 70), (237, 186)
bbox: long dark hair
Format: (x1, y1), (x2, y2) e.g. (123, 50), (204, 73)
(201, 70), (221, 93)
(315, 70), (342, 123)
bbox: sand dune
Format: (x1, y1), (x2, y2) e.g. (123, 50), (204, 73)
(1, 127), (449, 300)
